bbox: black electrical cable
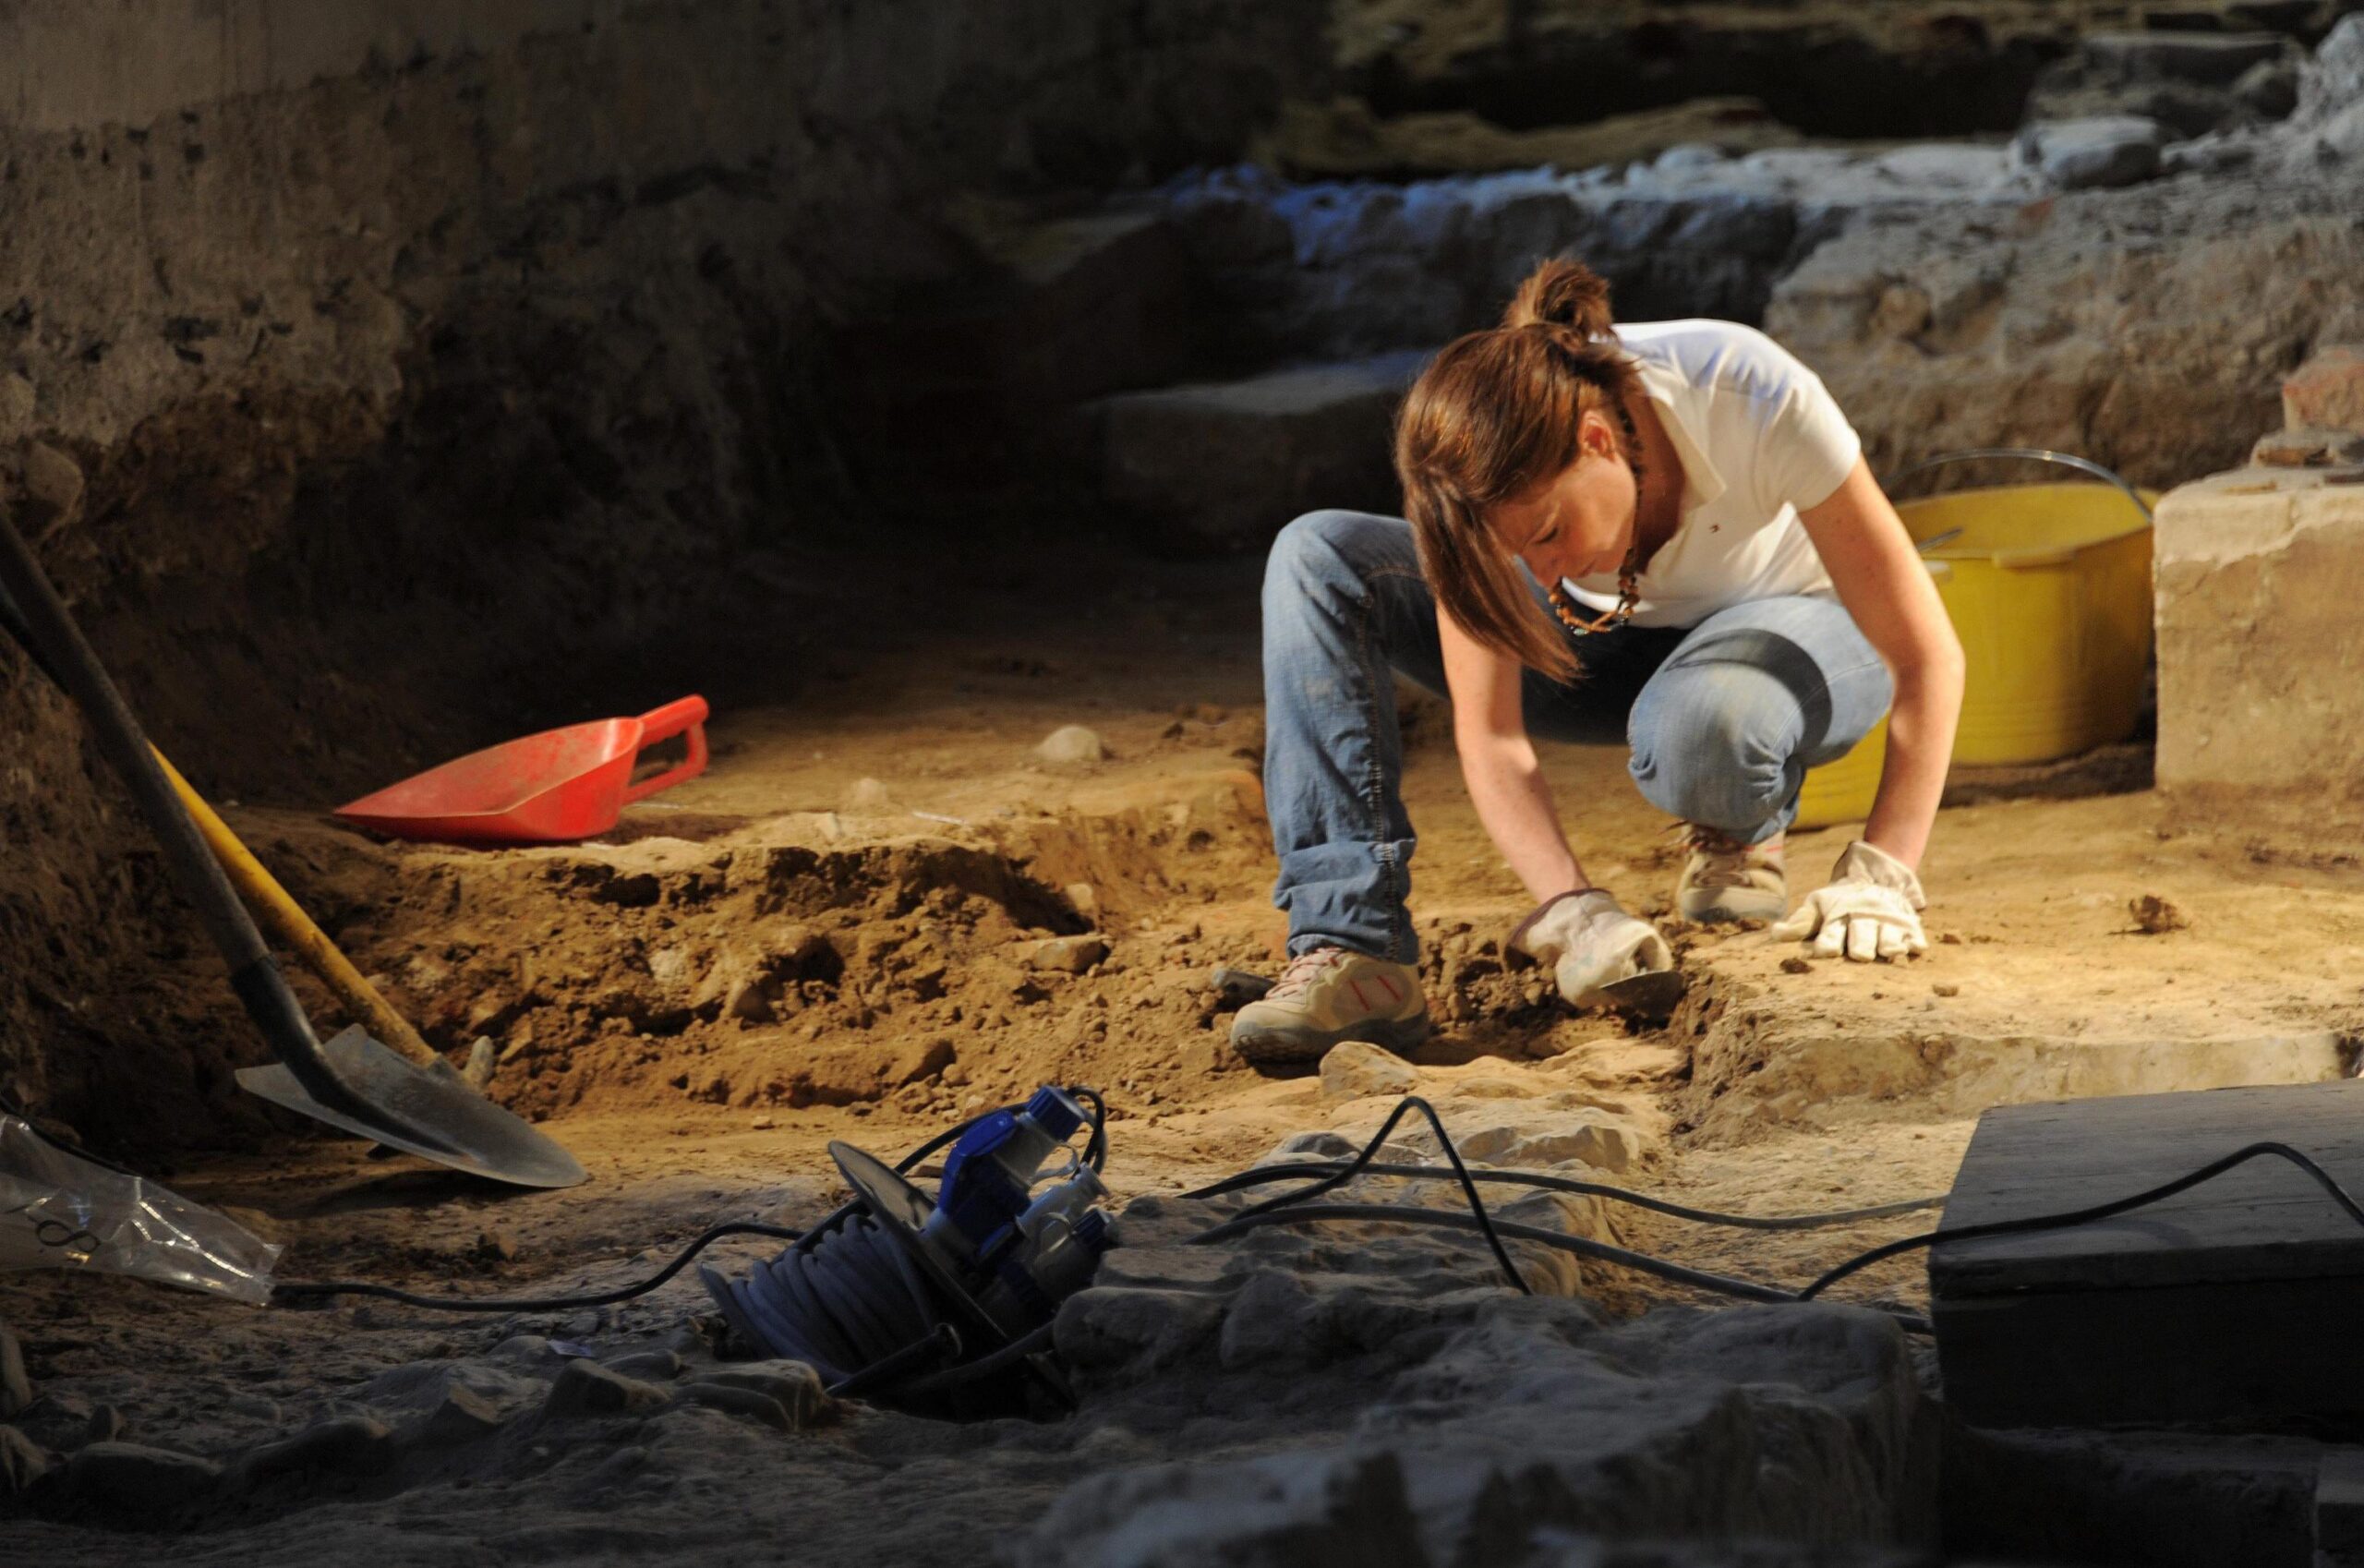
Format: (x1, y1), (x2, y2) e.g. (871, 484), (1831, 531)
(1191, 1200), (1935, 1334)
(890, 1321), (1058, 1399)
(1186, 1159), (1945, 1231)
(736, 1212), (941, 1383)
(1797, 1139), (2364, 1300)
(1184, 1103), (2364, 1339)
(1073, 1087), (1110, 1174)
(1192, 1203), (1790, 1303)
(272, 1221), (807, 1312)
(1213, 1096), (1532, 1294)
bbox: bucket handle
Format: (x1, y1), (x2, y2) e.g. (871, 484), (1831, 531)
(623, 694), (711, 804)
(1883, 447), (2153, 525)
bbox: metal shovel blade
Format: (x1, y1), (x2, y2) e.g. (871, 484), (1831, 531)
(236, 1026), (587, 1188)
(1594, 969), (1686, 1023)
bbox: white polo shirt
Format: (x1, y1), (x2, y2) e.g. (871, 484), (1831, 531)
(1556, 319), (1862, 629)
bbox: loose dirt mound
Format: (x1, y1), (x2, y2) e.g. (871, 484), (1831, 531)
(246, 761), (1294, 1131)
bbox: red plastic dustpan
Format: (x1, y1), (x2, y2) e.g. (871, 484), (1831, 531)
(336, 696), (710, 845)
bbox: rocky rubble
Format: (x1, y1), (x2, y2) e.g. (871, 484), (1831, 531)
(2024, 30), (2307, 137)
(0, 1109), (1935, 1566)
(1038, 1191), (1936, 1564)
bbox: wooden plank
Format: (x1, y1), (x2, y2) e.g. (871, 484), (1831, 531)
(1930, 1079), (2364, 1297)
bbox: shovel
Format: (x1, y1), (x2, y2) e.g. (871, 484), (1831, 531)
(0, 504), (585, 1188)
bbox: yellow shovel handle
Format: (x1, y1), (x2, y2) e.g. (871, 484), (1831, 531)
(151, 748), (441, 1070)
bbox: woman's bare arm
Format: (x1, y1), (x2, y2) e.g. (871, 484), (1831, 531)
(1798, 458), (1966, 869)
(1439, 607), (1594, 902)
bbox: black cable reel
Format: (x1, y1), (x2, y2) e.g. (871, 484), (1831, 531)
(700, 1086), (1117, 1419)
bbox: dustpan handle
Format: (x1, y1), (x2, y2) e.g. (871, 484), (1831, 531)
(622, 695), (710, 805)
(1882, 447), (2153, 525)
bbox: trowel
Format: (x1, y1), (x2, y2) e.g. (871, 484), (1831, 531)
(0, 504), (585, 1188)
(1591, 969), (1685, 1024)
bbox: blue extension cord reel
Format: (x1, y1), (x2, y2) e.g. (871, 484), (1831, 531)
(700, 1087), (1116, 1418)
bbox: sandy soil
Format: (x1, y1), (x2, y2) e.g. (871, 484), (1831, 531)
(7, 539), (2364, 1558)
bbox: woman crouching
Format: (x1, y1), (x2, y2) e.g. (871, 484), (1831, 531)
(1232, 258), (1965, 1064)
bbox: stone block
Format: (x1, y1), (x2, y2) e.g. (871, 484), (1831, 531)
(2153, 466), (2364, 845)
(2084, 31), (2293, 87)
(971, 210), (1210, 406)
(2011, 116), (2169, 189)
(2284, 344), (2364, 436)
(1319, 1040), (1419, 1102)
(1089, 352), (1429, 553)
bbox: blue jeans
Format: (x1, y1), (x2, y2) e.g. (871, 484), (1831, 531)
(1261, 509), (1894, 962)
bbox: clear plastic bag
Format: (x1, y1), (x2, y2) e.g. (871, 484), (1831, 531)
(0, 1114), (280, 1305)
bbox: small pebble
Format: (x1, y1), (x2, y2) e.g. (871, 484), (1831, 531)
(415, 1386), (505, 1446)
(1025, 935), (1109, 974)
(1932, 983), (1960, 997)
(1035, 725), (1108, 766)
(1779, 957), (1813, 974)
(542, 1360), (669, 1418)
(604, 1350), (683, 1381)
(463, 1036), (498, 1091)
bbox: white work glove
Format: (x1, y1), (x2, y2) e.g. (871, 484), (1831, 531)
(1770, 840), (1929, 963)
(1510, 889), (1675, 1007)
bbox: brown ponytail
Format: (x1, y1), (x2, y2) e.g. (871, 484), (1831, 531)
(1502, 257), (1615, 339)
(1393, 258), (1641, 681)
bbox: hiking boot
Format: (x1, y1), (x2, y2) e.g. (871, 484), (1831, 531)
(1676, 825), (1788, 923)
(1228, 947), (1429, 1065)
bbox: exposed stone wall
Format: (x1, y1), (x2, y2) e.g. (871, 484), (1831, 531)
(1765, 190), (2364, 490)
(1330, 0), (2359, 138)
(0, 0), (1328, 1145)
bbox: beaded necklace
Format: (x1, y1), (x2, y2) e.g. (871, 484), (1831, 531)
(1544, 396), (1647, 637)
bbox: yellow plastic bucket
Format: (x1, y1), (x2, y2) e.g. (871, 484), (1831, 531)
(1795, 716), (1888, 831)
(1793, 476), (2154, 828)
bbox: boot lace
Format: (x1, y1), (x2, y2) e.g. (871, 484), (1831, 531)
(1267, 947), (1349, 1000)
(1677, 823), (1781, 890)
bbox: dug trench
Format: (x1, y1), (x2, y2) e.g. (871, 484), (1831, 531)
(9, 536), (2364, 1565)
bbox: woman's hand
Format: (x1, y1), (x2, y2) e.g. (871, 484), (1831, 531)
(1771, 840), (1927, 962)
(1512, 889), (1675, 1004)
